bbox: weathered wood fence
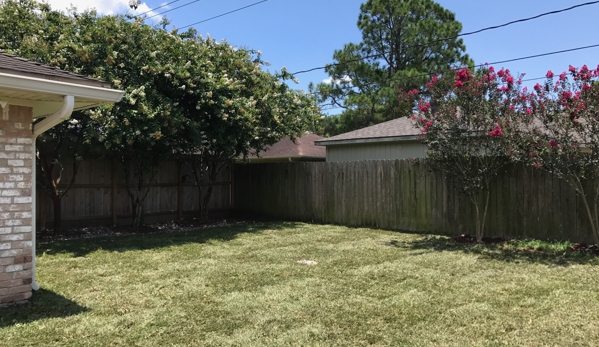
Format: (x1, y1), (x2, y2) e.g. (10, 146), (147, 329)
(233, 160), (594, 243)
(37, 158), (231, 229)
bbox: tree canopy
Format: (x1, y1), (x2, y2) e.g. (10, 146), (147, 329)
(313, 0), (471, 136)
(0, 0), (321, 227)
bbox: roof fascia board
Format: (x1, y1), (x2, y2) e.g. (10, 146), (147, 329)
(315, 135), (419, 146)
(0, 72), (124, 104)
(236, 155), (326, 162)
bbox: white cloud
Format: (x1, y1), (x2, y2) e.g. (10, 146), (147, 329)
(322, 75), (352, 84)
(42, 0), (160, 17)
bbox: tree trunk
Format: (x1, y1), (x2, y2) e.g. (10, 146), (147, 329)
(579, 192), (599, 245)
(470, 194), (483, 243)
(474, 201), (482, 243)
(52, 196), (62, 233)
(131, 199), (144, 229)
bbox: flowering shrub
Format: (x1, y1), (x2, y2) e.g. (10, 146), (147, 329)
(401, 61), (599, 243)
(400, 65), (527, 242)
(521, 64), (599, 243)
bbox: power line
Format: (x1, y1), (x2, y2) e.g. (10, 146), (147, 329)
(179, 0), (269, 30)
(292, 1), (599, 75)
(312, 43), (599, 100)
(136, 0), (182, 17)
(459, 1), (599, 37)
(146, 0), (203, 20)
(319, 74), (550, 113)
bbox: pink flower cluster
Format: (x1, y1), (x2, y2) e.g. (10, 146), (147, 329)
(416, 117), (434, 133)
(489, 125), (503, 138)
(426, 75), (439, 89)
(454, 68), (472, 89)
(407, 89), (419, 97)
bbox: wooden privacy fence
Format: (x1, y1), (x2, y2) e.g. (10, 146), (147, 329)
(37, 158), (231, 229)
(234, 160), (594, 243)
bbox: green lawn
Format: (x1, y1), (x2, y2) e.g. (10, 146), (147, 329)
(2, 222), (599, 347)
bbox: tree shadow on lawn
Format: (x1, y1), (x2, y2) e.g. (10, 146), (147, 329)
(38, 221), (303, 258)
(384, 236), (599, 267)
(0, 288), (88, 328)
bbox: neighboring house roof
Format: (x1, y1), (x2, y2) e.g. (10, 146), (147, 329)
(0, 51), (123, 118)
(0, 52), (109, 88)
(316, 117), (418, 146)
(244, 134), (326, 162)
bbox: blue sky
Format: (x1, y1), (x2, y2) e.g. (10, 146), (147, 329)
(47, 0), (599, 114)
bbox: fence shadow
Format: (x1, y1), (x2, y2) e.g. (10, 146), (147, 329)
(38, 221), (303, 258)
(0, 288), (88, 328)
(388, 236), (599, 267)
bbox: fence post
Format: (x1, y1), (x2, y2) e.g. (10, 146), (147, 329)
(111, 158), (117, 226)
(177, 160), (183, 221)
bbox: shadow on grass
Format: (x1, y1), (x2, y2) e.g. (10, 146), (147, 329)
(38, 221), (303, 258)
(385, 236), (599, 267)
(0, 288), (88, 328)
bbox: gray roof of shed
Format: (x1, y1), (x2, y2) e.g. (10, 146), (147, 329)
(316, 117), (419, 146)
(0, 52), (111, 88)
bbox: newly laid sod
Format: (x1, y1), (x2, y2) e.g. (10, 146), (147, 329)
(2, 223), (599, 346)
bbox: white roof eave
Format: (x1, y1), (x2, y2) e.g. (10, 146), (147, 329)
(0, 72), (124, 117)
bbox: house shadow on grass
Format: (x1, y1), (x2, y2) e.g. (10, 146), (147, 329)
(0, 288), (88, 328)
(38, 221), (303, 258)
(385, 236), (599, 267)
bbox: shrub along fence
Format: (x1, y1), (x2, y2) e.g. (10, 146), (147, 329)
(233, 160), (594, 243)
(37, 158), (231, 230)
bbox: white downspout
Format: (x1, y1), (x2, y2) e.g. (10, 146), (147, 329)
(31, 95), (75, 291)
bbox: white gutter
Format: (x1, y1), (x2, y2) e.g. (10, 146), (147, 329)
(31, 95), (75, 291)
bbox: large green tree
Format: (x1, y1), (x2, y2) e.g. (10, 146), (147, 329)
(157, 33), (320, 219)
(0, 0), (320, 229)
(313, 0), (471, 136)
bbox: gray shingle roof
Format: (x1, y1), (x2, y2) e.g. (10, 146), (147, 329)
(0, 52), (110, 87)
(316, 117), (418, 145)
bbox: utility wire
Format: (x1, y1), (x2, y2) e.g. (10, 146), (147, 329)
(292, 1), (599, 75)
(319, 73), (557, 113)
(136, 0), (182, 17)
(311, 43), (599, 101)
(460, 1), (599, 37)
(146, 0), (203, 20)
(179, 0), (269, 29)
(406, 43), (599, 86)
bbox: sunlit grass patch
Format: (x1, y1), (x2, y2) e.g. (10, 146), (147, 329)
(1, 222), (599, 347)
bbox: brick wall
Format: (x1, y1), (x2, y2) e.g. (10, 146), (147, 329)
(0, 104), (33, 307)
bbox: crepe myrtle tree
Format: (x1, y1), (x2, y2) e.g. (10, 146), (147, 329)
(2, 2), (190, 228)
(522, 65), (599, 244)
(62, 15), (193, 229)
(402, 66), (526, 242)
(1, 1), (321, 227)
(161, 32), (321, 219)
